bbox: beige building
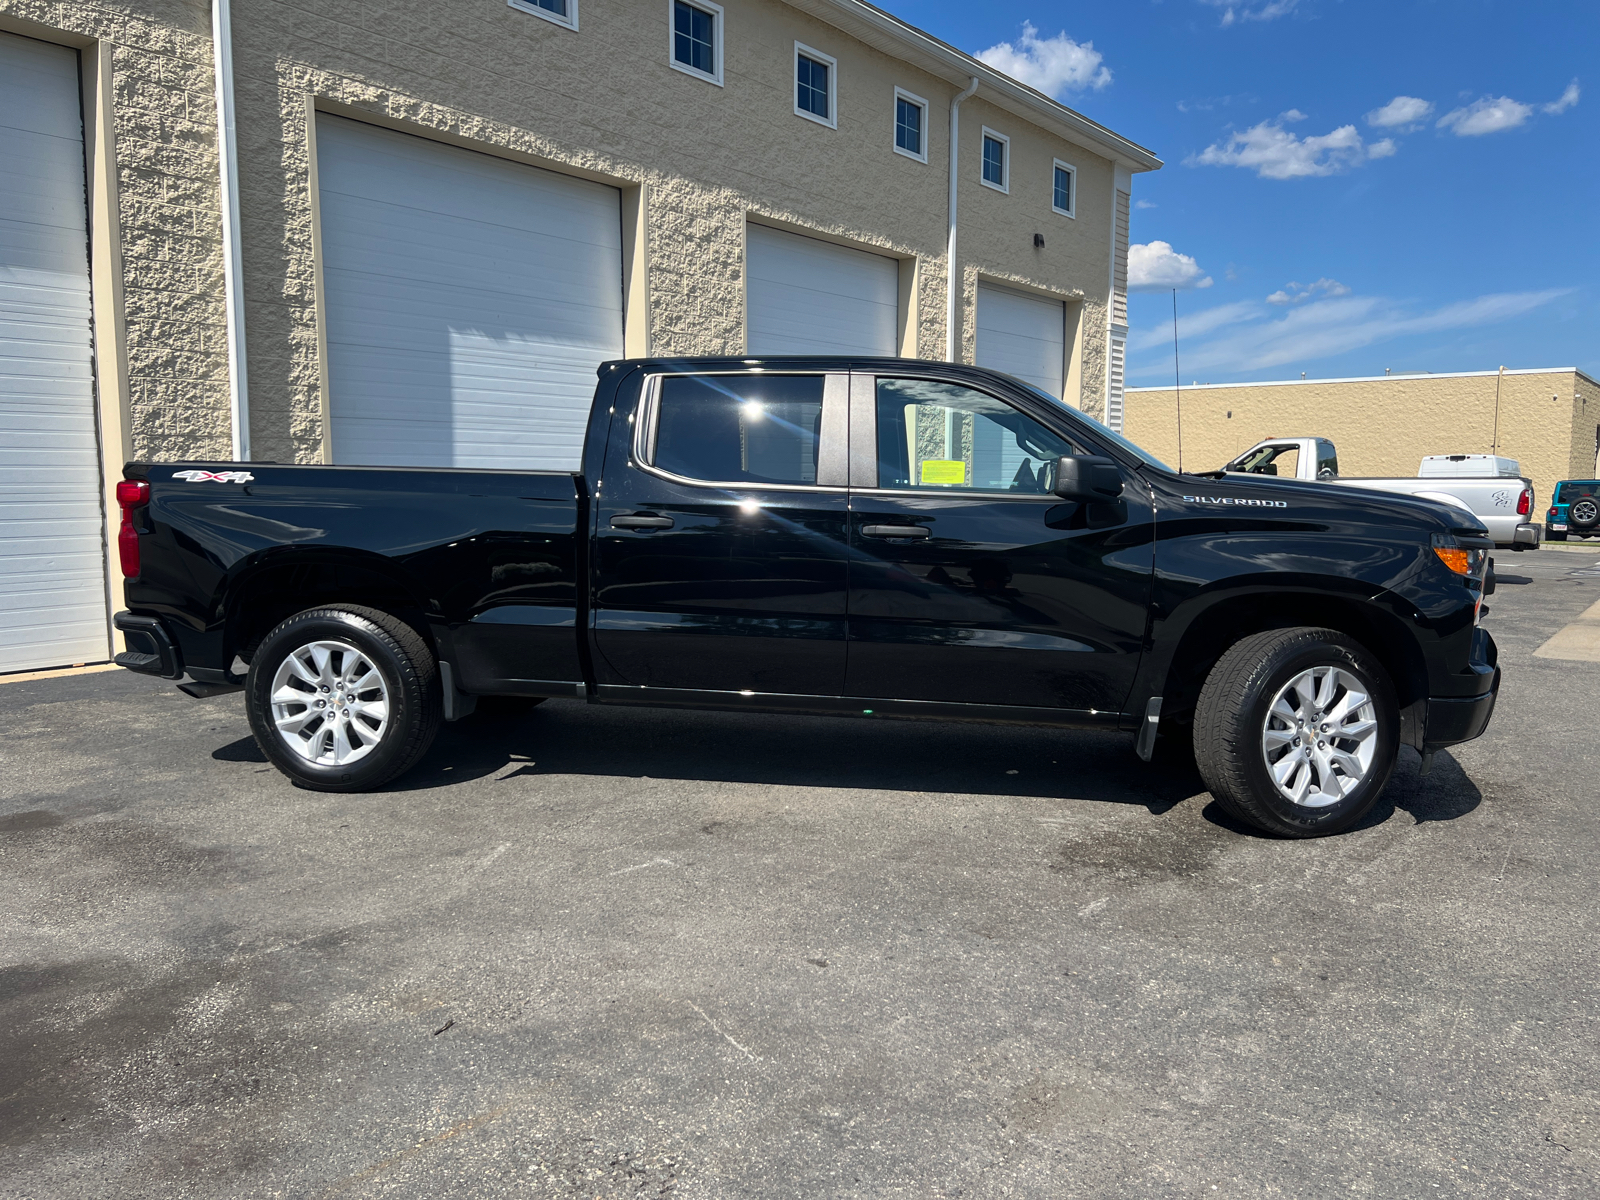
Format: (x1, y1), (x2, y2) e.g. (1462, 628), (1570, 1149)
(0, 0), (1158, 673)
(1124, 368), (1600, 514)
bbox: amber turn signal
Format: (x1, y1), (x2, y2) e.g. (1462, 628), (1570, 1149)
(1433, 545), (1472, 574)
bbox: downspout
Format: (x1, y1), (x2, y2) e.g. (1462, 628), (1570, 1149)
(211, 0), (249, 460)
(945, 76), (979, 363)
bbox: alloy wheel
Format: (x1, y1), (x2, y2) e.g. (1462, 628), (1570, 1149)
(269, 639), (390, 765)
(1261, 665), (1378, 808)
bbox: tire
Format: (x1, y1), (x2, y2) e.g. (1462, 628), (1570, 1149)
(1194, 627), (1398, 838)
(246, 605), (441, 791)
(1569, 497), (1599, 532)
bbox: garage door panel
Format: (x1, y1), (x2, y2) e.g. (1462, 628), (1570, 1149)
(0, 32), (109, 673)
(976, 284), (1066, 399)
(746, 224), (898, 358)
(317, 115), (623, 471)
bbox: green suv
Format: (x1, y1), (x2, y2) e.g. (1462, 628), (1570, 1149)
(1547, 479), (1600, 541)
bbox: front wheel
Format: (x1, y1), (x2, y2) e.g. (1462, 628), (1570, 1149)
(246, 606), (441, 791)
(1194, 628), (1398, 838)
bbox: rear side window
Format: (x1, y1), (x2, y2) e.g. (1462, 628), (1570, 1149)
(873, 378), (1077, 493)
(1557, 481), (1598, 503)
(652, 374), (824, 485)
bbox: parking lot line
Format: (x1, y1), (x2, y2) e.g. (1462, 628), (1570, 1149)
(1533, 597), (1600, 661)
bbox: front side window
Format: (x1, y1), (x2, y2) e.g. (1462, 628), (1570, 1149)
(653, 374), (825, 485)
(795, 44), (835, 127)
(671, 0), (721, 83)
(874, 379), (1076, 494)
(1052, 161), (1075, 216)
(509, 0), (576, 30)
(894, 90), (926, 161)
(981, 129), (1008, 192)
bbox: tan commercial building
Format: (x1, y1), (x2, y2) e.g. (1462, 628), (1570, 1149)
(0, 0), (1158, 673)
(1125, 368), (1600, 514)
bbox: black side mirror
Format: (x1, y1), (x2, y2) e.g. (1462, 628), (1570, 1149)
(1259, 463), (1278, 476)
(1053, 455), (1124, 502)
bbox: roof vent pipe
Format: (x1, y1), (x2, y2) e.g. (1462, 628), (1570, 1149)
(211, 0), (249, 460)
(945, 76), (979, 363)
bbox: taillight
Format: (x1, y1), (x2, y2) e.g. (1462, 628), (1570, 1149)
(1549, 507), (1558, 517)
(1517, 488), (1531, 516)
(115, 479), (149, 579)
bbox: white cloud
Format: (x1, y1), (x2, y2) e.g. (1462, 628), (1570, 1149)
(1200, 0), (1299, 26)
(1544, 80), (1580, 114)
(1437, 96), (1535, 136)
(1128, 241), (1213, 292)
(1129, 288), (1571, 378)
(976, 23), (1111, 97)
(1266, 278), (1351, 306)
(1366, 95), (1434, 129)
(1135, 199), (1158, 209)
(1189, 117), (1392, 179)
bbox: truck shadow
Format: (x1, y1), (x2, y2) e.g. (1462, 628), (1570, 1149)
(398, 699), (1207, 815)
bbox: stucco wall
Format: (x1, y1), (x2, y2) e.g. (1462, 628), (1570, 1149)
(229, 0), (1123, 460)
(0, 0), (232, 462)
(1124, 371), (1596, 513)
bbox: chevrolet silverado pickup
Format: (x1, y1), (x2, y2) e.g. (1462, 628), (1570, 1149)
(111, 358), (1501, 838)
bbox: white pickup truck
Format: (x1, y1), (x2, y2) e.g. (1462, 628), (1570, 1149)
(1220, 438), (1542, 550)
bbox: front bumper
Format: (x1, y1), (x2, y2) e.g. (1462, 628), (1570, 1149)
(1422, 627), (1500, 751)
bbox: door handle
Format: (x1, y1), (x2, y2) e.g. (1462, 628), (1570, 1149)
(611, 513), (674, 529)
(862, 524), (931, 539)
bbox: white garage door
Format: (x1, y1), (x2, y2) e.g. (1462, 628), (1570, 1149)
(0, 33), (110, 674)
(976, 283), (1065, 398)
(746, 225), (897, 357)
(316, 116), (625, 470)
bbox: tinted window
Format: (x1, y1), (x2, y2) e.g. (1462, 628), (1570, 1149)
(654, 374), (825, 485)
(1557, 481), (1599, 502)
(874, 379), (1076, 494)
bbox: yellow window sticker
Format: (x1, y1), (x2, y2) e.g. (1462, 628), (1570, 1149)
(920, 459), (966, 485)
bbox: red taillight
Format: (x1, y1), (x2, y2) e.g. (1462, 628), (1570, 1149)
(1517, 488), (1531, 516)
(115, 479), (149, 579)
(1550, 507), (1559, 517)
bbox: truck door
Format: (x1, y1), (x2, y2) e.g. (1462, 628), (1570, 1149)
(844, 373), (1154, 714)
(591, 370), (851, 696)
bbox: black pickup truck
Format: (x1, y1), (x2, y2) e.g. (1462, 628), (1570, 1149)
(112, 357), (1500, 837)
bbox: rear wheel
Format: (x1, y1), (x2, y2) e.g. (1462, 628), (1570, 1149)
(1194, 628), (1398, 838)
(247, 606), (441, 791)
(1569, 497), (1599, 532)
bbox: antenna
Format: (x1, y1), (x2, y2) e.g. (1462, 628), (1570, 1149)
(1491, 365), (1504, 454)
(1172, 289), (1183, 471)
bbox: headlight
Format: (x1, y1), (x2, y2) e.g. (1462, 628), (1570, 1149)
(1431, 533), (1486, 577)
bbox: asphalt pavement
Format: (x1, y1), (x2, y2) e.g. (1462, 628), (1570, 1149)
(3, 546), (1598, 1198)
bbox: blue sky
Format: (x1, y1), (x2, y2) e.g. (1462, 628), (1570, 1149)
(894, 0), (1596, 384)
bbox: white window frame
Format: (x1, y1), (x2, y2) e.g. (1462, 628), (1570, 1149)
(794, 42), (838, 129)
(892, 87), (928, 163)
(980, 127), (1009, 194)
(668, 0), (723, 87)
(1051, 158), (1077, 218)
(508, 0), (577, 32)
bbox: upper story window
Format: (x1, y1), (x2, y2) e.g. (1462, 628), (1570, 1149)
(1052, 159), (1076, 217)
(508, 0), (577, 32)
(795, 43), (836, 128)
(894, 88), (927, 162)
(670, 0), (722, 85)
(981, 128), (1009, 193)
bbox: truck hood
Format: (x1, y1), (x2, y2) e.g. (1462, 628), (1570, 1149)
(1180, 471), (1491, 538)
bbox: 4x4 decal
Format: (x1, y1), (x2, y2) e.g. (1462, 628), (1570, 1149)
(172, 470), (254, 483)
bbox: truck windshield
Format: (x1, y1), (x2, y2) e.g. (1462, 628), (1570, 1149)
(1017, 382), (1173, 473)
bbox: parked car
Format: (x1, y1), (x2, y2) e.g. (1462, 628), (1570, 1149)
(111, 358), (1500, 838)
(1220, 439), (1541, 550)
(1546, 479), (1600, 541)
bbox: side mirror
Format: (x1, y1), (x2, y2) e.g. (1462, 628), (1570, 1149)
(1053, 455), (1124, 502)
(1259, 463), (1278, 476)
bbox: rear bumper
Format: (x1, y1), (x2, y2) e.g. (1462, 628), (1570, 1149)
(1509, 522), (1541, 550)
(112, 611), (184, 679)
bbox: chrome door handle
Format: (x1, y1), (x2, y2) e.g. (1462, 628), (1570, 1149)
(862, 524), (931, 539)
(610, 513), (674, 529)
